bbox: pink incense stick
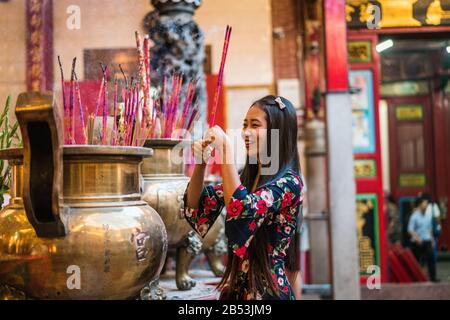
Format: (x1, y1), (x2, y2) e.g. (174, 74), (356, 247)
(165, 75), (178, 137)
(57, 56), (70, 144)
(150, 99), (158, 139)
(131, 95), (142, 146)
(178, 81), (193, 130)
(73, 71), (87, 144)
(94, 76), (105, 118)
(112, 78), (118, 146)
(69, 57), (77, 145)
(126, 86), (137, 145)
(127, 87), (136, 145)
(209, 25), (232, 127)
(135, 31), (146, 131)
(101, 65), (109, 145)
(142, 35), (150, 129)
(186, 108), (199, 134)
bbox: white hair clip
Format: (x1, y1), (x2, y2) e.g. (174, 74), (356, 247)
(275, 97), (286, 110)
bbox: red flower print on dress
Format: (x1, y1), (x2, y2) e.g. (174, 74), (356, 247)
(203, 197), (217, 214)
(249, 220), (257, 231)
(282, 192), (293, 208)
(256, 199), (267, 215)
(285, 212), (293, 222)
(214, 184), (224, 198)
(227, 199), (243, 218)
(191, 208), (198, 219)
(234, 245), (247, 258)
(198, 217), (209, 225)
(272, 273), (278, 284)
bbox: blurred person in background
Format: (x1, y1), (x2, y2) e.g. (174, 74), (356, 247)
(408, 194), (438, 282)
(418, 192), (441, 268)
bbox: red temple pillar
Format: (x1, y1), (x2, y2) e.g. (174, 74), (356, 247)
(26, 0), (53, 92)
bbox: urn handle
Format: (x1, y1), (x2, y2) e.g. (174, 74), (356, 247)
(15, 92), (66, 237)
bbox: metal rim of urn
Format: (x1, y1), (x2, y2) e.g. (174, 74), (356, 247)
(0, 145), (154, 205)
(0, 145), (153, 158)
(63, 145), (153, 206)
(142, 138), (191, 178)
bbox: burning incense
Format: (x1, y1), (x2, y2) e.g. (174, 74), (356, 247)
(209, 25), (232, 127)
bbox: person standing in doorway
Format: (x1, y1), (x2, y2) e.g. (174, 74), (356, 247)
(418, 192), (441, 269)
(407, 194), (438, 282)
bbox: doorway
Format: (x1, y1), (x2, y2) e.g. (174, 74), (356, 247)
(379, 38), (450, 252)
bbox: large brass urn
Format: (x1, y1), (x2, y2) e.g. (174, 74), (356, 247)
(141, 139), (225, 290)
(0, 92), (168, 300)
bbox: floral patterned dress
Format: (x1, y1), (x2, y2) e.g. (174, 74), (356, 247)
(183, 169), (304, 300)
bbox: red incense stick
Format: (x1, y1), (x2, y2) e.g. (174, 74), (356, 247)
(112, 78), (118, 146)
(209, 25), (232, 127)
(101, 64), (109, 145)
(69, 57), (77, 144)
(73, 71), (87, 144)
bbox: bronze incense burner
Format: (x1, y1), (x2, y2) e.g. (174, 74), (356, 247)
(0, 92), (168, 299)
(141, 138), (225, 290)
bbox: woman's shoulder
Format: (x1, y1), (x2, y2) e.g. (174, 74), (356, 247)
(281, 169), (302, 186)
(266, 169), (303, 193)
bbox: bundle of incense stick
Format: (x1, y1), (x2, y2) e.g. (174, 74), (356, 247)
(133, 31), (152, 144)
(209, 25), (232, 127)
(58, 68), (199, 145)
(147, 73), (200, 140)
(57, 28), (225, 146)
(58, 56), (87, 145)
(58, 57), (113, 146)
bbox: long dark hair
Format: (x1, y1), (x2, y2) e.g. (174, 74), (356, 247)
(218, 95), (302, 299)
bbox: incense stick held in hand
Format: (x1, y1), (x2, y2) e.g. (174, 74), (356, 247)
(209, 25), (232, 127)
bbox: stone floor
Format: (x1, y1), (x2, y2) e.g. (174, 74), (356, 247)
(159, 269), (221, 300)
(159, 256), (450, 300)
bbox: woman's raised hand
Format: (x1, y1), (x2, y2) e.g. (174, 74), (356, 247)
(192, 139), (214, 165)
(204, 125), (229, 150)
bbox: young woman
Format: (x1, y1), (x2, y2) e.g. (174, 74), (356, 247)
(183, 95), (304, 300)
